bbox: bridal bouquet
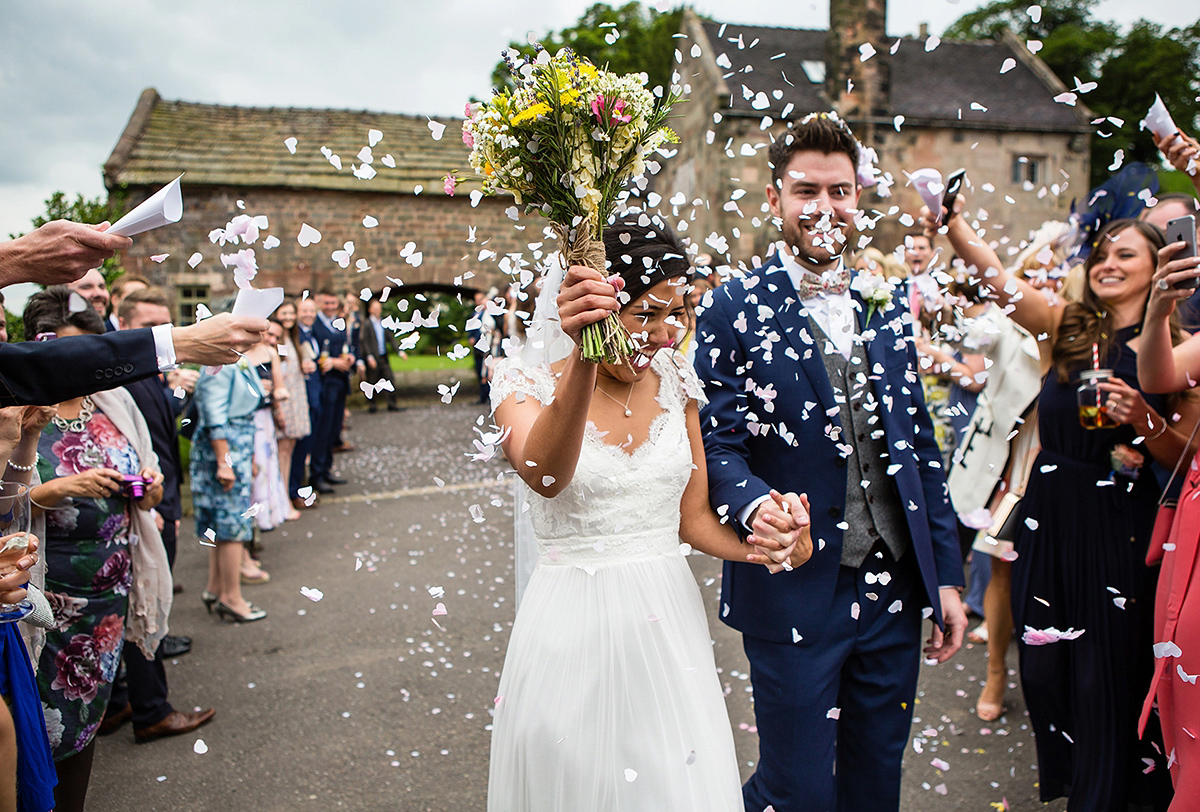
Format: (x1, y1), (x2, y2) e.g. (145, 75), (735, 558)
(462, 47), (678, 363)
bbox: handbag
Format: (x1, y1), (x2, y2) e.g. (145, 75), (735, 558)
(984, 489), (1024, 546)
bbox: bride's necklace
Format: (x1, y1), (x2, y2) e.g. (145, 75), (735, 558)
(595, 380), (636, 418)
(53, 396), (95, 434)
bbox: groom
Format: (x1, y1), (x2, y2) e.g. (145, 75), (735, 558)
(695, 113), (967, 812)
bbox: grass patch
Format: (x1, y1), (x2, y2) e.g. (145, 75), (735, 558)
(391, 353), (473, 372)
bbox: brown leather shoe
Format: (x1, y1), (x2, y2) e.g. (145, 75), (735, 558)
(134, 708), (216, 743)
(97, 703), (132, 736)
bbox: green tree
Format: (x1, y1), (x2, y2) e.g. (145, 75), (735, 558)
(945, 1), (1200, 187)
(490, 2), (685, 95)
(15, 189), (129, 283)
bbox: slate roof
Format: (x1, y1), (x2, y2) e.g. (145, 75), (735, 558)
(104, 89), (479, 193)
(700, 20), (1087, 132)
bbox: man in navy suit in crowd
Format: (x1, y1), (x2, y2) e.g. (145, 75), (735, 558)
(294, 297), (324, 500)
(309, 289), (354, 493)
(695, 113), (967, 812)
(103, 287), (215, 743)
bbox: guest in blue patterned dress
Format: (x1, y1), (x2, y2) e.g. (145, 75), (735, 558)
(190, 350), (268, 623)
(24, 288), (164, 812)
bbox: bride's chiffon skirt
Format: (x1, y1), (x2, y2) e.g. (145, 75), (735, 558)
(487, 549), (743, 812)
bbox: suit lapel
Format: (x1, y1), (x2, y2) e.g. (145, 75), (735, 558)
(755, 264), (840, 422)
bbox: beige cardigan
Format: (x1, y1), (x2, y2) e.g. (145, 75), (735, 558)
(89, 389), (173, 659)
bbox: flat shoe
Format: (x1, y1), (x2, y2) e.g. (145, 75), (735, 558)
(134, 709), (216, 743)
(968, 622), (989, 644)
(240, 569), (270, 585)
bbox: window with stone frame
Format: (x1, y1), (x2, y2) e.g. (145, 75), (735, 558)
(176, 284), (209, 326)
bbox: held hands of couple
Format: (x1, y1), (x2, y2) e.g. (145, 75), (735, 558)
(557, 265), (621, 347)
(745, 490), (813, 574)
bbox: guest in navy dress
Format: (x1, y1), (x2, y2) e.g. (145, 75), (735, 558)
(936, 209), (1195, 811)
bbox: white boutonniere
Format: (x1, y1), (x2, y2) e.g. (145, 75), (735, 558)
(850, 271), (896, 324)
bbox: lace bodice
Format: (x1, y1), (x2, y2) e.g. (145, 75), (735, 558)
(491, 351), (707, 568)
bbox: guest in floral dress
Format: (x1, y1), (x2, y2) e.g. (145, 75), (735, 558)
(24, 287), (165, 812)
(191, 347), (268, 623)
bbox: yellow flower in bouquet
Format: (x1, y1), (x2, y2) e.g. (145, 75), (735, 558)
(460, 47), (679, 363)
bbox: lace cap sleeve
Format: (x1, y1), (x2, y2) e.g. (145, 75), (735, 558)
(656, 350), (708, 408)
(489, 356), (555, 412)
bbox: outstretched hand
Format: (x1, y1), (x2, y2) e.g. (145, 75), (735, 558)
(746, 490), (813, 573)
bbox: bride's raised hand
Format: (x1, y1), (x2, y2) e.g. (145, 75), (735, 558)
(557, 264), (619, 347)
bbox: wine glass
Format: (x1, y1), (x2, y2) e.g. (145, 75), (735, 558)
(0, 482), (35, 622)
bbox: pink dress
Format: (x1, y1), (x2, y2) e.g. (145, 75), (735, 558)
(1142, 449), (1200, 809)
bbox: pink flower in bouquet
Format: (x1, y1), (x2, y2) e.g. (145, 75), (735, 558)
(444, 172), (461, 196)
(591, 93), (606, 124)
(611, 99), (631, 124)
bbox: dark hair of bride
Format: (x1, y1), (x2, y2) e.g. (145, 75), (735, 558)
(603, 213), (692, 307)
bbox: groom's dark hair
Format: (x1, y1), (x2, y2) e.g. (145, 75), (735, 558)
(768, 112), (860, 190)
(603, 213), (691, 307)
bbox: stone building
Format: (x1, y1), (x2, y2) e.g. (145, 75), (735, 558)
(661, 5), (1092, 268)
(104, 89), (525, 323)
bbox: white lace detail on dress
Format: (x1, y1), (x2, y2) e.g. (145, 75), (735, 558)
(489, 356), (556, 412)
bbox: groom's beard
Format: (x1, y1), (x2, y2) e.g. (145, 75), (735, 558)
(781, 211), (853, 268)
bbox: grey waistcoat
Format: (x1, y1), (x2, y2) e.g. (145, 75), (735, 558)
(810, 318), (912, 568)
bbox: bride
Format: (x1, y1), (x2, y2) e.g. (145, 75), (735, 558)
(487, 216), (812, 811)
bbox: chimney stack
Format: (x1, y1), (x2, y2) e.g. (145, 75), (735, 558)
(919, 22), (928, 39)
(826, 0), (888, 142)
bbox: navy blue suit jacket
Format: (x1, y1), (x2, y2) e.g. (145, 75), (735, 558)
(296, 325), (323, 407)
(311, 316), (352, 384)
(695, 259), (964, 645)
(125, 375), (183, 522)
(0, 330), (159, 407)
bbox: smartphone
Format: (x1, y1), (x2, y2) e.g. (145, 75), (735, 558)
(940, 169), (966, 223)
(1167, 214), (1199, 290)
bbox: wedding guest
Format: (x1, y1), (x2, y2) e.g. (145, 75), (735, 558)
(337, 291), (361, 452)
(934, 203), (1189, 810)
(64, 268), (109, 318)
(1135, 220), (1200, 808)
(488, 216), (810, 811)
(0, 219), (269, 408)
(695, 113), (966, 812)
(309, 290), (354, 493)
(905, 232), (934, 273)
(468, 291), (490, 404)
(294, 298), (325, 497)
(1147, 129), (1200, 327)
(269, 300), (311, 513)
(243, 322), (289, 532)
(853, 246), (907, 280)
(0, 220), (130, 288)
(945, 278), (1043, 720)
(191, 323), (269, 623)
(101, 286), (215, 742)
(359, 299), (401, 412)
(24, 288), (170, 812)
(104, 274), (150, 332)
(0, 405), (55, 812)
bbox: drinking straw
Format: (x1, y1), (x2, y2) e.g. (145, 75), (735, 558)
(1092, 342), (1099, 371)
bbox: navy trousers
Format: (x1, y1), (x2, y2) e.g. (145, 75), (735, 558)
(741, 546), (924, 812)
(109, 521), (177, 728)
(310, 375), (346, 483)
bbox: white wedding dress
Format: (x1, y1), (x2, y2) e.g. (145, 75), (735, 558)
(486, 350), (743, 812)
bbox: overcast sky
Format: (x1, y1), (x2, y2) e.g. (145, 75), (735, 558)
(0, 0), (1180, 241)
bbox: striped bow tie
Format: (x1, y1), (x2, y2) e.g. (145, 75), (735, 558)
(794, 268), (851, 300)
